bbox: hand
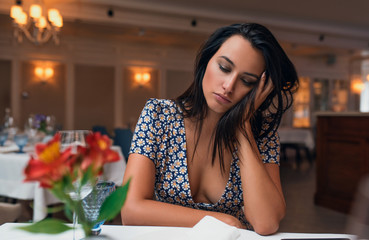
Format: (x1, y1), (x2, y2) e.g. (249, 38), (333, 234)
(212, 213), (245, 229)
(254, 72), (274, 111)
(241, 72), (273, 133)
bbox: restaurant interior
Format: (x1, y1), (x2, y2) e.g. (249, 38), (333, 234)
(0, 0), (368, 238)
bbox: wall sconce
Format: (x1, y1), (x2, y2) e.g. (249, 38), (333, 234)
(34, 66), (54, 84)
(351, 78), (364, 94)
(134, 72), (151, 87)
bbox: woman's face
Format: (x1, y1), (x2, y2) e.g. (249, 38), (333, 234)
(202, 35), (265, 116)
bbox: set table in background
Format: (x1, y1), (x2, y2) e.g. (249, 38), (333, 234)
(0, 146), (126, 221)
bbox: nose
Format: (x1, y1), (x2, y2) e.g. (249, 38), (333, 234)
(222, 74), (237, 94)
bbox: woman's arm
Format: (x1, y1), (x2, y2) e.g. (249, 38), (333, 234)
(238, 131), (286, 235)
(120, 153), (244, 228)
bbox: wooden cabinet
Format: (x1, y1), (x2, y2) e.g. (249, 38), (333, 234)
(314, 113), (369, 213)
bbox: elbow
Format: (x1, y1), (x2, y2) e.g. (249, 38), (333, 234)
(121, 199), (141, 226)
(253, 221), (280, 236)
(252, 209), (285, 236)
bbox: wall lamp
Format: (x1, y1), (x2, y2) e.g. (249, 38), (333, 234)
(35, 66), (54, 84)
(134, 72), (151, 87)
(351, 78), (364, 94)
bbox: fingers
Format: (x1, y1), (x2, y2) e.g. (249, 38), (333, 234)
(254, 72), (274, 110)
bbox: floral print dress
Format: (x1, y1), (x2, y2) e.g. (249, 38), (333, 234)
(130, 98), (280, 229)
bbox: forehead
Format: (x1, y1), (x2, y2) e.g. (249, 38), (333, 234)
(214, 35), (265, 70)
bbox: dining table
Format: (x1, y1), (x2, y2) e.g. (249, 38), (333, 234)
(278, 127), (315, 165)
(0, 145), (126, 222)
(278, 127), (315, 151)
(0, 221), (356, 240)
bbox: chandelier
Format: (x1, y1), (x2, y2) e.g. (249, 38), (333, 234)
(10, 0), (63, 45)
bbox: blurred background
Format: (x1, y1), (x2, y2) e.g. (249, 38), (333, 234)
(0, 0), (368, 132)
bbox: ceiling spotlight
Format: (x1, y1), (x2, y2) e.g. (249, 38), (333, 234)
(191, 19), (197, 27)
(107, 8), (114, 17)
(138, 28), (145, 36)
(319, 34), (325, 42)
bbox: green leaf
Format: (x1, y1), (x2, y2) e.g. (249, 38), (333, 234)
(97, 179), (131, 222)
(64, 206), (73, 222)
(81, 166), (94, 186)
(17, 219), (72, 234)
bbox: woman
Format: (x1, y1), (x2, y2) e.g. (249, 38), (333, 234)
(121, 23), (298, 235)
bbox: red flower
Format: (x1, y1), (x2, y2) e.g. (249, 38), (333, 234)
(79, 132), (120, 175)
(24, 134), (74, 188)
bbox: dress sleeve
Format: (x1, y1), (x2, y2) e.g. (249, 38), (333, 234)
(256, 118), (281, 165)
(129, 99), (160, 163)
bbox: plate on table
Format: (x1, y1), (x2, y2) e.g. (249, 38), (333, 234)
(0, 141), (19, 153)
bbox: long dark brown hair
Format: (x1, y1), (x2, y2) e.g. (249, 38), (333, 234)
(176, 23), (298, 171)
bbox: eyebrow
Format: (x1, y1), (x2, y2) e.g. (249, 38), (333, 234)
(219, 56), (261, 81)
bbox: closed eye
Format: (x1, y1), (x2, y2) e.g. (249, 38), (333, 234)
(219, 64), (231, 73)
(240, 77), (258, 87)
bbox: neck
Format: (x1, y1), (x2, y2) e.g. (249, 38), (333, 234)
(199, 109), (222, 136)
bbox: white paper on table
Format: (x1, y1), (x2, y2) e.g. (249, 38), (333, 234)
(132, 216), (241, 240)
(188, 216), (240, 240)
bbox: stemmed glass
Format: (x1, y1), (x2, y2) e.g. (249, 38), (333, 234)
(59, 130), (92, 240)
(0, 131), (8, 146)
(14, 133), (28, 153)
(25, 115), (39, 144)
(59, 130), (90, 153)
(82, 181), (116, 236)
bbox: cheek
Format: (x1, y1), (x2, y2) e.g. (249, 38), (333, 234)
(234, 85), (254, 102)
(203, 63), (219, 87)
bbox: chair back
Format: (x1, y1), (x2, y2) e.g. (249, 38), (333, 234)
(113, 128), (133, 161)
(92, 125), (111, 138)
(0, 202), (22, 224)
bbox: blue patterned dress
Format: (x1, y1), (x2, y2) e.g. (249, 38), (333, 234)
(130, 98), (280, 229)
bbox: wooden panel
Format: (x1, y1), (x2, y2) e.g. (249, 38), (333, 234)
(0, 60), (11, 120)
(166, 70), (192, 99)
(315, 115), (369, 214)
(74, 64), (114, 133)
(325, 137), (364, 196)
(20, 61), (66, 129)
(323, 116), (369, 136)
(122, 68), (159, 128)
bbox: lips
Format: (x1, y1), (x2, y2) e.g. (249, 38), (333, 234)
(214, 93), (231, 104)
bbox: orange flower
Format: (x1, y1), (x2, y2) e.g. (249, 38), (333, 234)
(24, 134), (74, 188)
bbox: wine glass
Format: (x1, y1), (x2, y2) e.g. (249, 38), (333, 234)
(14, 133), (28, 153)
(82, 181), (116, 236)
(59, 130), (92, 240)
(25, 115), (38, 144)
(45, 115), (56, 134)
(59, 130), (91, 153)
(0, 131), (8, 146)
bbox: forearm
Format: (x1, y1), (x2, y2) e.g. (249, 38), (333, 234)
(238, 130), (286, 235)
(121, 198), (243, 228)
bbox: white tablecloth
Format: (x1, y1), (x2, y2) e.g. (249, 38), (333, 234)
(0, 223), (356, 240)
(0, 146), (126, 222)
(278, 128), (315, 150)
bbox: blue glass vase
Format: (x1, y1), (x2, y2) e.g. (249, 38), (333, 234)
(82, 181), (116, 236)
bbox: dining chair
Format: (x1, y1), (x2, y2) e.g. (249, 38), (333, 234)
(113, 128), (133, 162)
(0, 202), (22, 225)
(92, 125), (112, 138)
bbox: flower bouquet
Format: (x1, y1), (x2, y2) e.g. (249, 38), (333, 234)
(18, 132), (130, 238)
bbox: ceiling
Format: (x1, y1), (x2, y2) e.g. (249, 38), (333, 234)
(0, 0), (368, 57)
